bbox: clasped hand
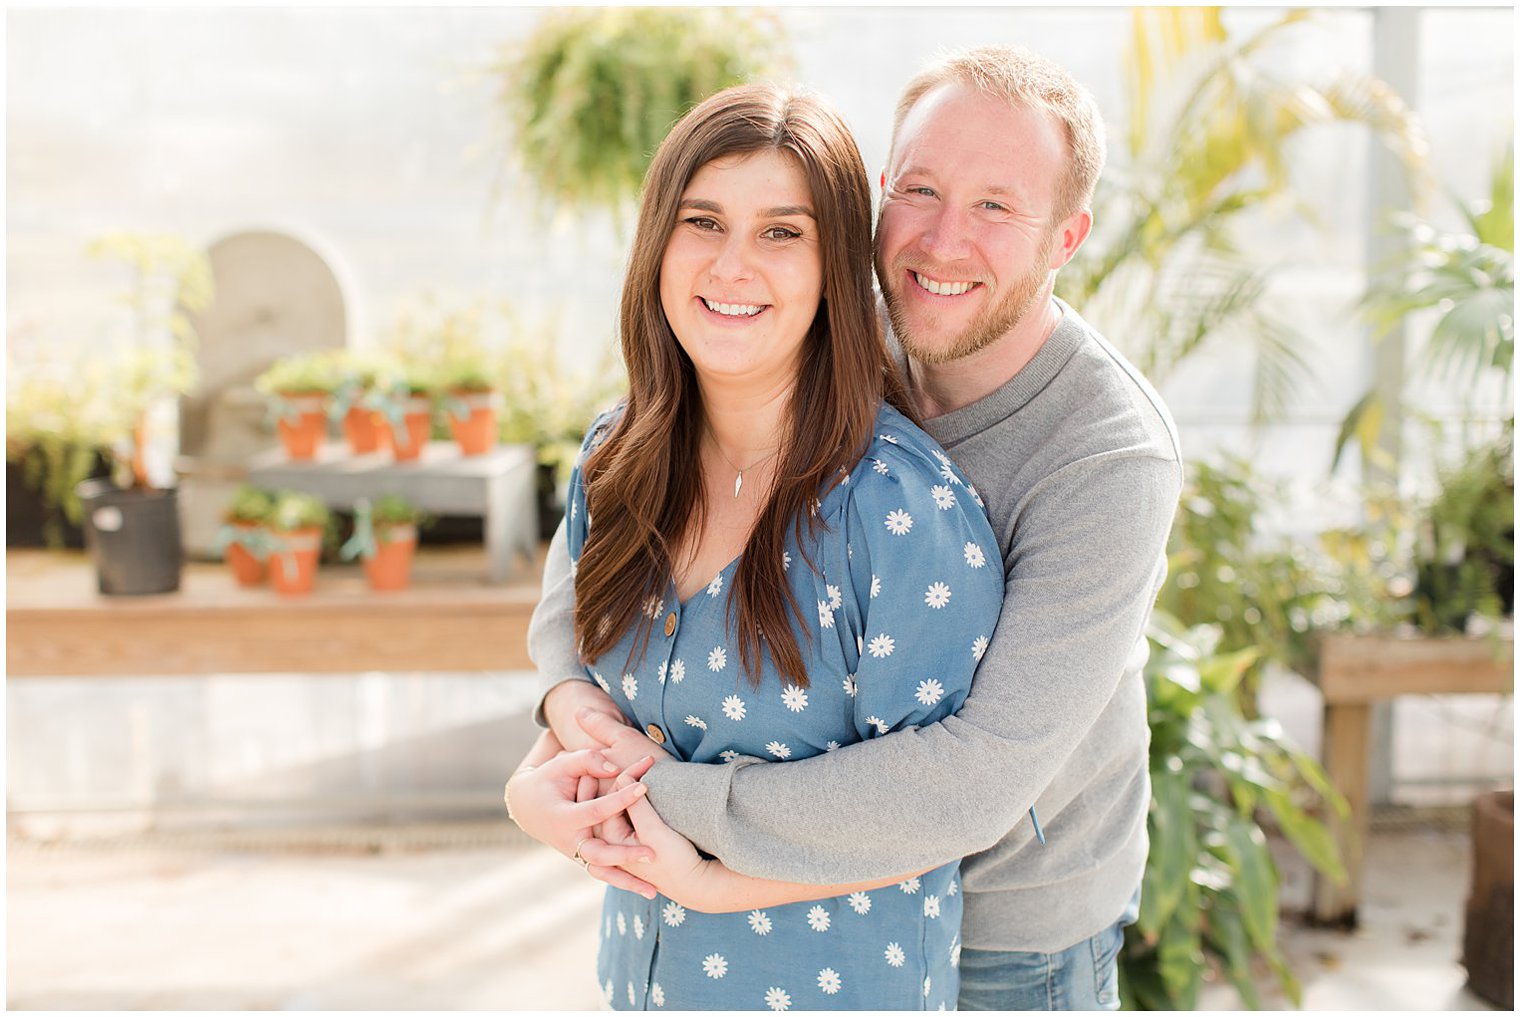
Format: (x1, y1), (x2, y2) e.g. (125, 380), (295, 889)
(507, 707), (719, 910)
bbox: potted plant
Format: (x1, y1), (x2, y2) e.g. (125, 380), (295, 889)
(340, 494), (428, 592)
(214, 484), (277, 587)
(72, 233), (214, 596)
(369, 371), (435, 462)
(329, 351), (396, 456)
(266, 490), (330, 596)
(256, 352), (344, 460)
(433, 315), (499, 456)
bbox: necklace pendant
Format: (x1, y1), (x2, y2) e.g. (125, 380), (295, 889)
(734, 472), (744, 498)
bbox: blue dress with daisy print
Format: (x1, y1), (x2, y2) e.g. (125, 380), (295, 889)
(564, 401), (1002, 1012)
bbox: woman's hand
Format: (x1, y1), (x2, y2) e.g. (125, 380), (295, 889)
(583, 758), (733, 912)
(543, 681), (629, 752)
(504, 735), (654, 873)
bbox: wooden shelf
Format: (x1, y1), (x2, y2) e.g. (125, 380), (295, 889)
(7, 547), (544, 677)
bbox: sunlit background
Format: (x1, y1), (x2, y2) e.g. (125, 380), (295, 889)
(7, 6), (1514, 1011)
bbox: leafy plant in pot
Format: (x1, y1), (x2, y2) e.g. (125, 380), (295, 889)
(256, 352), (344, 460)
(340, 494), (429, 591)
(267, 491), (331, 597)
(74, 233), (214, 596)
(329, 351), (396, 456)
(213, 484), (277, 587)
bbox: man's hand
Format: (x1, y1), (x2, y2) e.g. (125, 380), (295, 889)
(505, 745), (654, 873)
(543, 680), (627, 752)
(577, 707), (671, 770)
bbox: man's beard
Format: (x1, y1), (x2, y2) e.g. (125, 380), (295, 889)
(876, 230), (1056, 366)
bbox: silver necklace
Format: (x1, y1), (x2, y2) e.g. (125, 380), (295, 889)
(706, 428), (781, 498)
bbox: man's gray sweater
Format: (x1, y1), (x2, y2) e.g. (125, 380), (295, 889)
(530, 298), (1182, 952)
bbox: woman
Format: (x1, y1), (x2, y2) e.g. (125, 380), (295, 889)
(512, 84), (1002, 1010)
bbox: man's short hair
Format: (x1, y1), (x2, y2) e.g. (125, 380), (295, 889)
(889, 45), (1107, 221)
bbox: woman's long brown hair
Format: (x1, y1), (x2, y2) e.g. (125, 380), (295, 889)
(574, 84), (914, 689)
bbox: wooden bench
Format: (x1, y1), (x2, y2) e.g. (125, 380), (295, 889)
(7, 547), (544, 677)
(1312, 629), (1514, 925)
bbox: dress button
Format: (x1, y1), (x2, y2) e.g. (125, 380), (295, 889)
(663, 612), (677, 637)
(645, 724), (666, 745)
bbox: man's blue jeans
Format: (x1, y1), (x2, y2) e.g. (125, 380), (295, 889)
(957, 888), (1139, 1011)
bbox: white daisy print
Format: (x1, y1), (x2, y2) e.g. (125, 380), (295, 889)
(885, 942), (906, 968)
(865, 715), (889, 734)
(964, 541), (987, 568)
(708, 646), (727, 672)
(622, 673), (638, 699)
(940, 462), (959, 485)
(951, 941), (962, 967)
(617, 912), (627, 935)
(931, 485), (957, 510)
(628, 982), (637, 1006)
(651, 983), (666, 1007)
(593, 671), (611, 694)
(702, 953), (727, 978)
(847, 892), (872, 915)
(884, 509), (914, 536)
(663, 902), (686, 927)
(827, 584), (843, 610)
(766, 741), (792, 759)
(870, 574), (881, 599)
(719, 749), (740, 762)
(968, 483), (983, 506)
(764, 986), (791, 1011)
(707, 574), (724, 597)
(748, 909), (773, 936)
(825, 740), (840, 751)
(670, 659), (687, 683)
(915, 678), (946, 706)
(924, 976), (933, 998)
(817, 600), (835, 629)
(781, 685), (809, 713)
(657, 660), (668, 685)
(924, 582), (951, 609)
(684, 715), (707, 731)
(899, 876), (921, 894)
(872, 458), (890, 476)
(642, 595), (664, 619)
(806, 905), (831, 932)
(633, 915), (645, 939)
(604, 916), (612, 939)
(782, 551), (792, 570)
(867, 633), (896, 658)
(602, 980), (613, 1005)
(722, 695), (747, 721)
(857, 635), (865, 655)
(948, 879), (959, 896)
(878, 432), (899, 444)
(924, 894), (942, 918)
(817, 968), (842, 995)
(842, 674), (858, 697)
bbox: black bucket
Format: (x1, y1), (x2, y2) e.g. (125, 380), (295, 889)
(76, 479), (184, 595)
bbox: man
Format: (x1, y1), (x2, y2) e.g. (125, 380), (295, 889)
(514, 45), (1182, 1011)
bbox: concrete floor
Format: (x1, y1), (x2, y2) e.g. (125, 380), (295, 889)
(6, 817), (1499, 1011)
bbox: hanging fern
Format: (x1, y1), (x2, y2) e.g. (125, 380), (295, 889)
(492, 8), (790, 219)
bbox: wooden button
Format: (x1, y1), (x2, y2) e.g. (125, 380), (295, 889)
(663, 612), (677, 637)
(645, 724), (666, 745)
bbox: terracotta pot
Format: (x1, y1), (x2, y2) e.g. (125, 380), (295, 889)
(268, 526), (324, 596)
(224, 521), (268, 587)
(275, 392), (329, 460)
(446, 389), (498, 456)
(363, 524), (417, 592)
(381, 395), (434, 462)
(343, 404), (384, 456)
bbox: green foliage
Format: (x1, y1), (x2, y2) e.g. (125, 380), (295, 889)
(1411, 423), (1514, 633)
(1061, 8), (1428, 424)
(1335, 142), (1514, 474)
(223, 484), (277, 525)
(494, 8), (789, 218)
(269, 490), (330, 532)
(369, 493), (429, 528)
(1160, 456), (1405, 704)
(494, 326), (627, 486)
(383, 299), (493, 392)
(255, 351), (346, 396)
(1121, 613), (1348, 1010)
